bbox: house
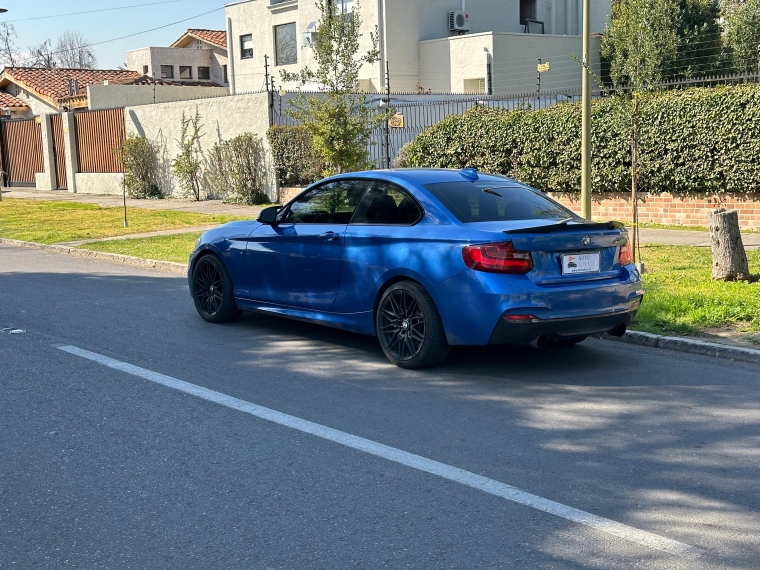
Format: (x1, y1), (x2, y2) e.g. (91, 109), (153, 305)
(0, 67), (228, 117)
(224, 0), (610, 95)
(126, 29), (229, 87)
(0, 91), (30, 118)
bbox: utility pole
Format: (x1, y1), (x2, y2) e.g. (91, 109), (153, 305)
(264, 54), (273, 126)
(580, 0), (592, 220)
(384, 61), (391, 169)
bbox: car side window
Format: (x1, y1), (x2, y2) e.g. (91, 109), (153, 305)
(350, 181), (423, 225)
(279, 179), (372, 224)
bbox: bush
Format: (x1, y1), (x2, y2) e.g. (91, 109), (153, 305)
(403, 84), (760, 195)
(206, 133), (270, 205)
(267, 125), (324, 186)
(118, 135), (162, 199)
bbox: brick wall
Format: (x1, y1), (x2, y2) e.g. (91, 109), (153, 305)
(279, 186), (305, 204)
(548, 192), (760, 230)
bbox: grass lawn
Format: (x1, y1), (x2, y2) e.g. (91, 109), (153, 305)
(0, 198), (248, 244)
(632, 245), (760, 339)
(78, 232), (203, 264)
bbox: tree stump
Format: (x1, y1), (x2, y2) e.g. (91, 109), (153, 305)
(708, 209), (750, 281)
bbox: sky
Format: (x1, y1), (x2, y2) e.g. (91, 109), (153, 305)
(3, 0), (228, 69)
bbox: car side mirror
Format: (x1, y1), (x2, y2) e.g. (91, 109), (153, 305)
(258, 206), (282, 225)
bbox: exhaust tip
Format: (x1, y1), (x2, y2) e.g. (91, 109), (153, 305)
(608, 323), (627, 337)
(529, 334), (549, 349)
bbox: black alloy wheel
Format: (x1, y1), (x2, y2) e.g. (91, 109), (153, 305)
(376, 281), (450, 369)
(192, 254), (242, 323)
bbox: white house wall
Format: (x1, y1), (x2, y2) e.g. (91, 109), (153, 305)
(126, 46), (228, 86)
(226, 0), (383, 94)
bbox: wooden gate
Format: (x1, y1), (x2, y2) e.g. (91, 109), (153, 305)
(74, 108), (125, 173)
(50, 114), (67, 189)
(0, 118), (44, 187)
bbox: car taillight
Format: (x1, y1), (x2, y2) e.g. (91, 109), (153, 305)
(618, 235), (633, 266)
(462, 241), (533, 274)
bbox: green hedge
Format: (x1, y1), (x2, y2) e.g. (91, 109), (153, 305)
(267, 125), (325, 187)
(401, 84), (760, 194)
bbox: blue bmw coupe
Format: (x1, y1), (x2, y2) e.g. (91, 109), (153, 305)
(188, 168), (643, 368)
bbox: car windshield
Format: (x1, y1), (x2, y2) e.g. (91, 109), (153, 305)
(424, 181), (578, 223)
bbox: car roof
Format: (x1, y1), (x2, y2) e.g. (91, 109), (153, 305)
(377, 168), (519, 186)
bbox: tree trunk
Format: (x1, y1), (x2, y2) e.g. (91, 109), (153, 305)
(708, 209), (751, 281)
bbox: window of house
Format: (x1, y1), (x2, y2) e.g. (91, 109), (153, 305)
(142, 65), (149, 75)
(332, 0), (353, 13)
(179, 66), (193, 79)
(240, 34), (253, 59)
(223, 64), (228, 83)
(198, 66), (210, 80)
(275, 23), (297, 66)
(520, 0), (535, 25)
(160, 65), (174, 79)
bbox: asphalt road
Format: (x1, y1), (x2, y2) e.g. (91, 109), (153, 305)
(1, 244), (759, 569)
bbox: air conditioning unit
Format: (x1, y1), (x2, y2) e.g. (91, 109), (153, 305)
(449, 10), (469, 33)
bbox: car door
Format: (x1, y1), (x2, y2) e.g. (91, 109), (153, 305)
(246, 179), (372, 310)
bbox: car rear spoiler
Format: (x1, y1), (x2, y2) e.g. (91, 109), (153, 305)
(504, 221), (625, 235)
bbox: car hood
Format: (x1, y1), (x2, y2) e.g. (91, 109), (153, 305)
(199, 220), (260, 245)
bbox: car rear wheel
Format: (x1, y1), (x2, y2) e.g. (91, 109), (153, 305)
(551, 335), (588, 347)
(376, 282), (450, 369)
(192, 254), (242, 323)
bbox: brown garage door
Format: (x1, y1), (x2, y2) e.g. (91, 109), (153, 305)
(0, 118), (44, 187)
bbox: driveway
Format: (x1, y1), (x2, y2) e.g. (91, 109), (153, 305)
(1, 245), (758, 569)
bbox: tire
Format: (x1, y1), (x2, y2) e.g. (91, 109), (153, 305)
(376, 281), (450, 369)
(551, 335), (588, 348)
(191, 254), (242, 323)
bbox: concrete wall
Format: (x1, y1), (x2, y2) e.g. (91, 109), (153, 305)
(74, 173), (125, 195)
(126, 46), (229, 86)
(124, 91), (276, 200)
(420, 31), (602, 94)
(87, 84), (229, 110)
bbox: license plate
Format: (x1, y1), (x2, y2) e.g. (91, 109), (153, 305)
(561, 253), (600, 274)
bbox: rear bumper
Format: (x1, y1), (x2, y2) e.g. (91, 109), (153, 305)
(488, 309), (637, 345)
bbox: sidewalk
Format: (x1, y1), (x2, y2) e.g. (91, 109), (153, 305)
(1, 189), (264, 217)
(4, 188), (760, 247)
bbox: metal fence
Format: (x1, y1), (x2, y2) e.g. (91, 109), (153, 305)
(272, 71), (760, 169)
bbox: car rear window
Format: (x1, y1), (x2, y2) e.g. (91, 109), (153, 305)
(424, 181), (577, 223)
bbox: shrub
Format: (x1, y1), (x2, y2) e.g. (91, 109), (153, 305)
(267, 125), (324, 186)
(172, 109), (204, 200)
(118, 134), (162, 199)
(403, 84), (760, 195)
(206, 133), (270, 205)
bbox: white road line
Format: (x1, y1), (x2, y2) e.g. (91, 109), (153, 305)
(57, 344), (703, 559)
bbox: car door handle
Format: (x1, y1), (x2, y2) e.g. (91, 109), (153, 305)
(319, 232), (338, 242)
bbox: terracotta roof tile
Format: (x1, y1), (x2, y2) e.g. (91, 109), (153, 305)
(173, 29), (227, 49)
(0, 68), (225, 107)
(0, 91), (27, 108)
(0, 68), (144, 105)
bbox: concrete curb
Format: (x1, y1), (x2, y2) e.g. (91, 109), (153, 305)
(598, 330), (760, 365)
(0, 238), (187, 276)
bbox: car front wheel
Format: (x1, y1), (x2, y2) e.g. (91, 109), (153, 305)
(192, 254), (242, 323)
(376, 281), (450, 369)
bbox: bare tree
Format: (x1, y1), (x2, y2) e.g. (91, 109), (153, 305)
(55, 31), (96, 69)
(28, 40), (56, 69)
(0, 22), (20, 67)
